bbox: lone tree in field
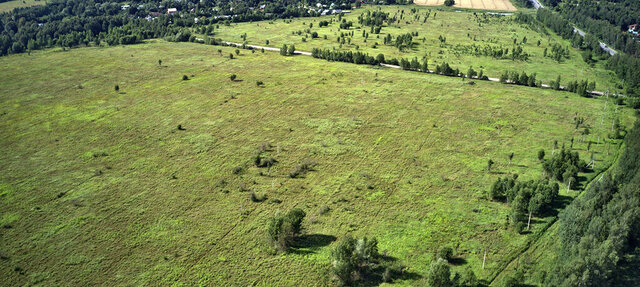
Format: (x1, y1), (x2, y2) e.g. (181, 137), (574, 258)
(235, 49), (240, 55)
(268, 208), (306, 252)
(487, 159), (494, 172)
(114, 85), (119, 92)
(230, 74), (237, 81)
(182, 75), (189, 81)
(158, 59), (162, 66)
(229, 53), (234, 59)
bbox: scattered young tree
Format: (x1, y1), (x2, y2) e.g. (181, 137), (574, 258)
(114, 85), (119, 92)
(267, 208), (306, 252)
(288, 44), (296, 55)
(330, 236), (379, 285)
(158, 59), (162, 66)
(426, 258), (452, 287)
(487, 159), (494, 172)
(230, 74), (237, 81)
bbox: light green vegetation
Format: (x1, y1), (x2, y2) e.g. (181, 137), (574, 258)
(212, 5), (619, 91)
(0, 0), (45, 13)
(0, 40), (633, 285)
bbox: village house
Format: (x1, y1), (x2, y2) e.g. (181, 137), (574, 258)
(167, 8), (178, 15)
(629, 24), (638, 35)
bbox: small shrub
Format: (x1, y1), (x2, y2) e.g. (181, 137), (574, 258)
(256, 81), (264, 86)
(250, 191), (267, 202)
(230, 74), (237, 81)
(114, 85), (119, 92)
(232, 166), (243, 175)
(289, 159), (317, 178)
(182, 75), (189, 81)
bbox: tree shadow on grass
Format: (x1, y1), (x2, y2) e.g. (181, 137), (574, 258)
(289, 234), (336, 255)
(357, 254), (422, 286)
(449, 257), (467, 266)
(545, 194), (573, 217)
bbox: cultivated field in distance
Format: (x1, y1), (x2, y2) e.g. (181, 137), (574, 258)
(413, 0), (517, 11)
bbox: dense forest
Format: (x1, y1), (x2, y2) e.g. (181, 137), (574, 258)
(544, 118), (640, 286)
(0, 0), (367, 56)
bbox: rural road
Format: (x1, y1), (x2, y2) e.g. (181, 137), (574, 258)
(572, 27), (617, 56)
(222, 41), (312, 56)
(220, 41), (608, 96)
(527, 0), (617, 56)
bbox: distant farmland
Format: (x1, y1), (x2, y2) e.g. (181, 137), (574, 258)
(413, 0), (517, 11)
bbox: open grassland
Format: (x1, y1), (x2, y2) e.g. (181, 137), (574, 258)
(0, 0), (45, 13)
(413, 0), (517, 11)
(212, 5), (619, 92)
(0, 41), (634, 286)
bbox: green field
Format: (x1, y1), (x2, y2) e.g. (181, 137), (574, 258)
(211, 5), (620, 92)
(0, 0), (45, 13)
(0, 40), (633, 285)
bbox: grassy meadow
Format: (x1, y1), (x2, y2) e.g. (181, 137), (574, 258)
(0, 0), (45, 13)
(0, 40), (634, 286)
(211, 5), (620, 92)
